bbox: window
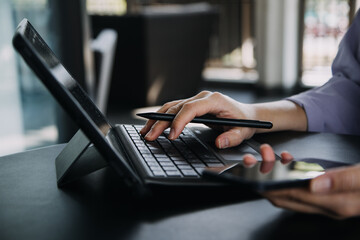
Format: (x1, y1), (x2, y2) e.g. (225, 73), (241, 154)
(87, 0), (127, 15)
(0, 0), (57, 156)
(300, 0), (357, 87)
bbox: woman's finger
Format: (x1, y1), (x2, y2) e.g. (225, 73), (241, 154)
(265, 186), (360, 219)
(215, 127), (254, 149)
(260, 144), (276, 162)
(141, 91), (214, 140)
(310, 164), (360, 193)
(265, 193), (340, 219)
(280, 151), (293, 164)
(166, 92), (228, 140)
(243, 154), (258, 167)
(140, 99), (182, 135)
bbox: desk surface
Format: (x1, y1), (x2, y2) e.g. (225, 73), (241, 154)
(1, 132), (360, 240)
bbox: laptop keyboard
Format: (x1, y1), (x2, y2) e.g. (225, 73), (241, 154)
(124, 125), (225, 178)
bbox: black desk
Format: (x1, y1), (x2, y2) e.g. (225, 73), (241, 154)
(1, 132), (360, 240)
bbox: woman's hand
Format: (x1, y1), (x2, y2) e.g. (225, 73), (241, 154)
(140, 91), (307, 149)
(140, 91), (258, 149)
(246, 144), (360, 220)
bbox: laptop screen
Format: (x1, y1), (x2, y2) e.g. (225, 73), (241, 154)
(13, 19), (141, 184)
(21, 19), (112, 137)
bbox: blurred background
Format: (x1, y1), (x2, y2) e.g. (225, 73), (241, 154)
(0, 0), (359, 156)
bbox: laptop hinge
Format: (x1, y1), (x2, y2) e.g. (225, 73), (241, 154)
(55, 129), (108, 187)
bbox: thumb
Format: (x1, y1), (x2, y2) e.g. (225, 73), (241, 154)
(311, 164), (360, 193)
(215, 128), (254, 149)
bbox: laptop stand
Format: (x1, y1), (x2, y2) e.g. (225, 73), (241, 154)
(55, 130), (108, 187)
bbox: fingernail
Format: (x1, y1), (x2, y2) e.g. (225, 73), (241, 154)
(219, 138), (229, 149)
(311, 177), (331, 193)
(144, 131), (153, 140)
(168, 128), (176, 140)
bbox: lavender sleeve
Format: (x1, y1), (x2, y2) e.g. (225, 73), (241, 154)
(287, 11), (360, 135)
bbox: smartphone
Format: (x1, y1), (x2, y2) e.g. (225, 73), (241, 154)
(202, 158), (348, 191)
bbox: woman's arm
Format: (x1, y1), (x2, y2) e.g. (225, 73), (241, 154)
(252, 100), (307, 133)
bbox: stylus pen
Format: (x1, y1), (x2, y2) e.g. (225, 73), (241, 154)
(137, 112), (273, 129)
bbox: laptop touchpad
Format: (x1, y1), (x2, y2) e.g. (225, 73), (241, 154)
(190, 126), (262, 161)
(213, 143), (262, 161)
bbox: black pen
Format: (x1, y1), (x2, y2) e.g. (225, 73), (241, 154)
(136, 112), (273, 129)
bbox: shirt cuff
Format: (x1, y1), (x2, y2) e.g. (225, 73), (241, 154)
(286, 92), (325, 133)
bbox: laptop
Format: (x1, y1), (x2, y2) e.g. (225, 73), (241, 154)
(13, 19), (268, 193)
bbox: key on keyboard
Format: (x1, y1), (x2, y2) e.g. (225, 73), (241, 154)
(124, 125), (224, 178)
